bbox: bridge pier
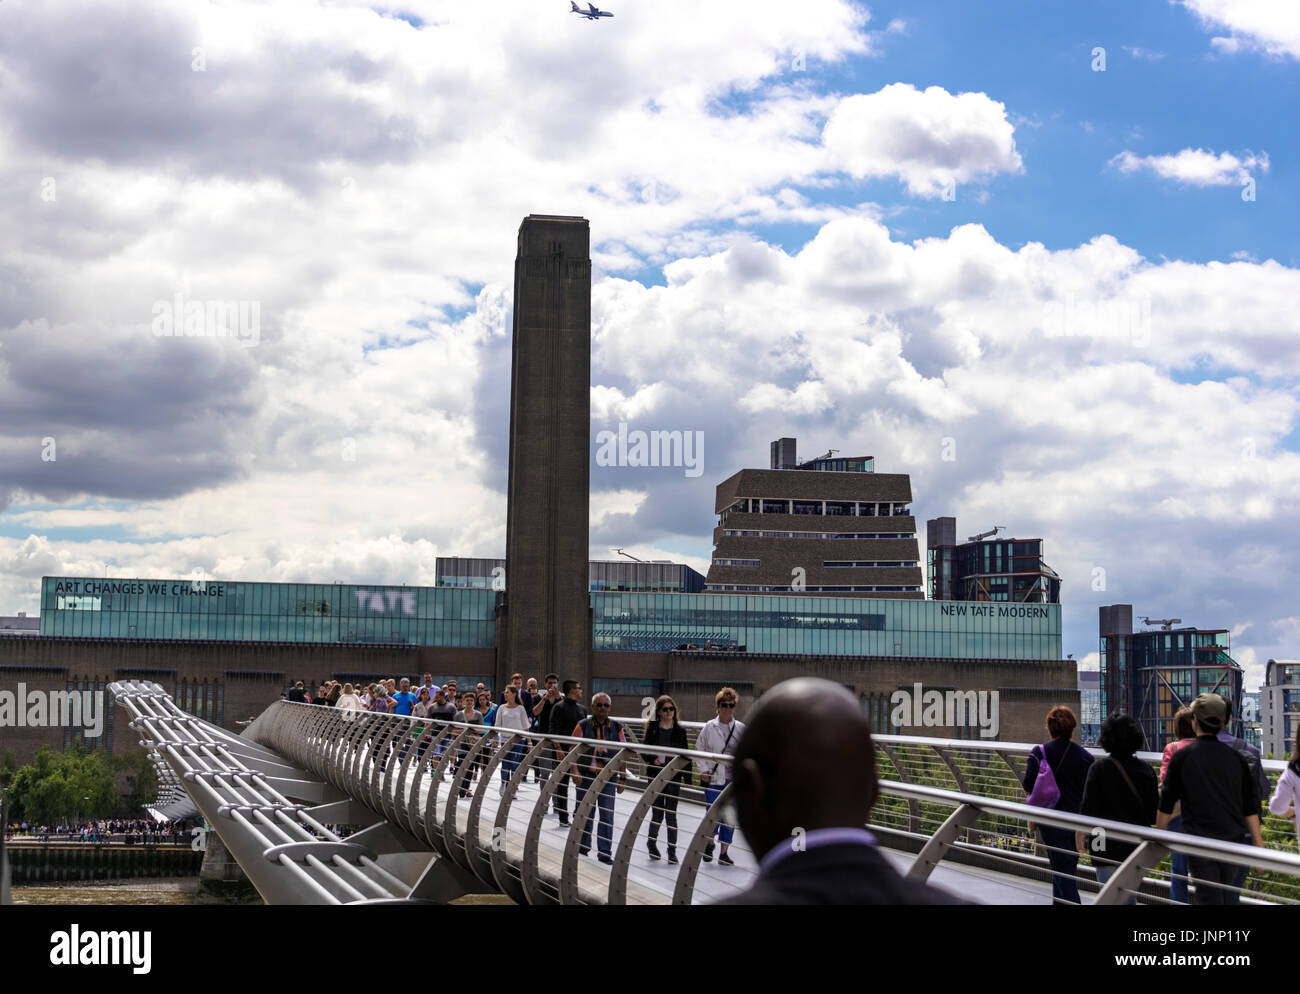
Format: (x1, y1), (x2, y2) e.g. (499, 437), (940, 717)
(195, 826), (261, 905)
(405, 853), (510, 904)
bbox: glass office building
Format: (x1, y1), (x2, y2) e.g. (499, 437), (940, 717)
(1078, 670), (1101, 745)
(1262, 660), (1300, 759)
(926, 518), (1061, 604)
(40, 576), (1061, 660)
(592, 592), (1059, 657)
(1099, 612), (1244, 750)
(41, 577), (497, 647)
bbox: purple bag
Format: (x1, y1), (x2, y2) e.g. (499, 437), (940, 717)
(1026, 745), (1061, 809)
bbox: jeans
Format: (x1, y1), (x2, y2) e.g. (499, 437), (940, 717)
(648, 777), (682, 849)
(1167, 815), (1189, 903)
(1228, 862), (1249, 905)
(552, 756), (573, 820)
(575, 774), (616, 857)
(501, 741), (525, 784)
(1188, 855), (1239, 905)
(1094, 863), (1138, 905)
(1039, 825), (1081, 904)
(704, 784), (734, 845)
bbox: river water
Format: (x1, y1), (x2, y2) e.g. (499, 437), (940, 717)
(11, 877), (200, 905)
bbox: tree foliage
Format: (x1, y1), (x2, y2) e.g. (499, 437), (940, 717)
(2, 743), (156, 824)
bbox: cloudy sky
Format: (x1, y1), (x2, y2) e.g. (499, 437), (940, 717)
(1, 0), (1296, 686)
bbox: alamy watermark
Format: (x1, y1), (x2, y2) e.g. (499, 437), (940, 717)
(151, 291), (260, 347)
(0, 684), (105, 737)
(890, 682), (999, 738)
(50, 925), (151, 974)
(1042, 295), (1151, 347)
(594, 422), (704, 478)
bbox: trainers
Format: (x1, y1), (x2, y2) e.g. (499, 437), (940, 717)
(718, 850), (734, 866)
(498, 782), (506, 797)
(647, 839), (661, 861)
(703, 842), (714, 863)
(597, 853), (613, 865)
(579, 846), (590, 857)
(558, 817), (570, 827)
(667, 849), (678, 864)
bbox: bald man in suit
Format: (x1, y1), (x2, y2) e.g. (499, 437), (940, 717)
(715, 677), (966, 905)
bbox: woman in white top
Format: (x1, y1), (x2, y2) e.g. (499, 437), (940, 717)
(1268, 735), (1300, 851)
(336, 683), (362, 711)
(494, 684), (532, 795)
(694, 687), (746, 865)
(412, 687), (431, 718)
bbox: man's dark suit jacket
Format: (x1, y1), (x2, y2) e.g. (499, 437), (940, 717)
(714, 843), (968, 905)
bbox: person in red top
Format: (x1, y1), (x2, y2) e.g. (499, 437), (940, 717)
(572, 692), (627, 864)
(1160, 707), (1196, 902)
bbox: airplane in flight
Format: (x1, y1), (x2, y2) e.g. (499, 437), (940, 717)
(570, 2), (614, 19)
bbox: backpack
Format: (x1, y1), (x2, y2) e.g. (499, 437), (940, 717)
(1227, 735), (1268, 808)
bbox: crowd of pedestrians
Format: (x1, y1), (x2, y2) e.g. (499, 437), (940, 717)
(280, 672), (748, 867)
(5, 818), (196, 845)
(1025, 693), (1295, 905)
(279, 673), (1296, 896)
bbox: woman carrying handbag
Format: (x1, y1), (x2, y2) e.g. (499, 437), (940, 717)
(1022, 705), (1094, 904)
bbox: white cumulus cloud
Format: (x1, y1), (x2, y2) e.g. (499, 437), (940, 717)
(1109, 147), (1269, 186)
(822, 83), (1023, 197)
(1180, 0), (1300, 59)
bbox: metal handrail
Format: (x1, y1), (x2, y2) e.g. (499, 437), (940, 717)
(616, 717), (1290, 772)
(881, 780), (1300, 905)
(253, 700), (741, 905)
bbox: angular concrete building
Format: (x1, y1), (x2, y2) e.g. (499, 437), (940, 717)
(704, 438), (923, 598)
(500, 215), (593, 689)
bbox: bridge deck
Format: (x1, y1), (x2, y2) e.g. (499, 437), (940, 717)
(406, 764), (1047, 904)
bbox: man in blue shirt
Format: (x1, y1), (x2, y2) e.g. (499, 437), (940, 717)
(390, 678), (418, 717)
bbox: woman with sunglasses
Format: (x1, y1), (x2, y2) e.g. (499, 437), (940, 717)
(695, 687), (746, 865)
(643, 694), (688, 863)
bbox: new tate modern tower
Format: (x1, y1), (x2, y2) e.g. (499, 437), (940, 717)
(500, 215), (593, 691)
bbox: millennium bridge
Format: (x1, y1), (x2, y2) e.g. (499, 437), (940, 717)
(109, 680), (1300, 905)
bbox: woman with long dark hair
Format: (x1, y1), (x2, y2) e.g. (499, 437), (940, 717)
(1268, 732), (1300, 851)
(1077, 712), (1158, 904)
(643, 694), (689, 864)
(494, 683), (531, 796)
(412, 686), (431, 718)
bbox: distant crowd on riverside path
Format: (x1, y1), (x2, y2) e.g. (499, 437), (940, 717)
(5, 818), (198, 844)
